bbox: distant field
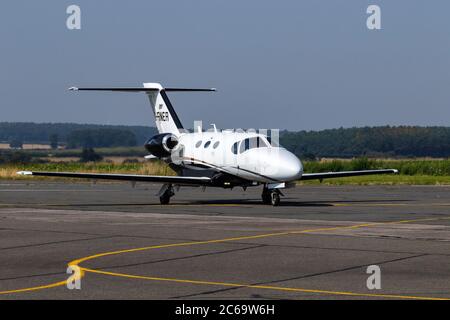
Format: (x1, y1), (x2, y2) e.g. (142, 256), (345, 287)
(297, 175), (450, 185)
(1, 158), (449, 185)
(22, 146), (147, 157)
(1, 161), (175, 180)
(41, 156), (143, 163)
(0, 143), (52, 150)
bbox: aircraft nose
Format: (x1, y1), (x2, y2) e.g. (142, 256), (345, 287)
(276, 149), (303, 181)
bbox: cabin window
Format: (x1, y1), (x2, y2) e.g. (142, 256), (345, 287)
(204, 141), (211, 148)
(195, 140), (202, 148)
(213, 141), (220, 149)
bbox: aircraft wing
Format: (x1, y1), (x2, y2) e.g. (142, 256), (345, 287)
(300, 169), (398, 181)
(17, 171), (211, 185)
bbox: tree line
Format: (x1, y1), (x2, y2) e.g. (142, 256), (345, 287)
(0, 122), (157, 146)
(280, 126), (450, 158)
(0, 123), (449, 158)
(66, 129), (137, 148)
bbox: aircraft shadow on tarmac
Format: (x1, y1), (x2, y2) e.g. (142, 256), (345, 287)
(46, 198), (411, 208)
(190, 198), (412, 207)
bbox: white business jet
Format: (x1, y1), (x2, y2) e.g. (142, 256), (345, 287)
(18, 83), (397, 206)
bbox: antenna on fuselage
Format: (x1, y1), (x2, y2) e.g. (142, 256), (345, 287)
(194, 120), (203, 133)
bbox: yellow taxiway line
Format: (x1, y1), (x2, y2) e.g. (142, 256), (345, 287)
(1, 216), (450, 299)
(81, 267), (450, 301)
(0, 280), (68, 295)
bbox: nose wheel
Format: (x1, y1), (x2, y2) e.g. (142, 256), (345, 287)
(270, 191), (281, 206)
(262, 187), (281, 206)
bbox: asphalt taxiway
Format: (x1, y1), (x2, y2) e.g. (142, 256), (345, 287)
(0, 181), (449, 299)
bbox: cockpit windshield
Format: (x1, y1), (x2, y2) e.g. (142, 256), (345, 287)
(266, 136), (279, 147)
(232, 136), (270, 154)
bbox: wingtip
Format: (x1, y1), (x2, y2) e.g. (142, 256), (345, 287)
(68, 86), (79, 91)
(17, 171), (33, 176)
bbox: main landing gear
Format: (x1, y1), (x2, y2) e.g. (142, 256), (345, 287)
(159, 184), (175, 205)
(262, 186), (281, 206)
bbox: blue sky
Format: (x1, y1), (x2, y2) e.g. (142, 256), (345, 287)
(1, 1), (449, 130)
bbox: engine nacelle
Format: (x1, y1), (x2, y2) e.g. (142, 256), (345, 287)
(144, 133), (179, 158)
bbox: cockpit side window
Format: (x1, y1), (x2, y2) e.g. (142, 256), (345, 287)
(239, 138), (250, 153)
(259, 137), (268, 147)
(249, 137), (258, 149)
(231, 141), (239, 154)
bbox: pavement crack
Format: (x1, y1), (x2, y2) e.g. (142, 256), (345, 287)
(90, 244), (266, 271)
(170, 253), (428, 299)
(233, 241), (450, 257)
(0, 235), (119, 251)
(0, 271), (66, 282)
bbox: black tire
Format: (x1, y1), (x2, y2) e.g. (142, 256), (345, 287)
(270, 192), (280, 206)
(261, 189), (271, 204)
(159, 185), (174, 205)
(159, 193), (171, 205)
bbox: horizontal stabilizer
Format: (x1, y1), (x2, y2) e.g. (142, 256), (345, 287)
(69, 87), (216, 92)
(68, 82), (216, 135)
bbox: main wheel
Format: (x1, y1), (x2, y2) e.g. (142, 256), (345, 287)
(159, 186), (174, 205)
(270, 191), (280, 206)
(159, 193), (171, 205)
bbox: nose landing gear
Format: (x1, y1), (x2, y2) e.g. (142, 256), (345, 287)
(270, 191), (281, 206)
(262, 186), (281, 206)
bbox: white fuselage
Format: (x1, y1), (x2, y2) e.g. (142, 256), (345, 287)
(171, 131), (303, 183)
